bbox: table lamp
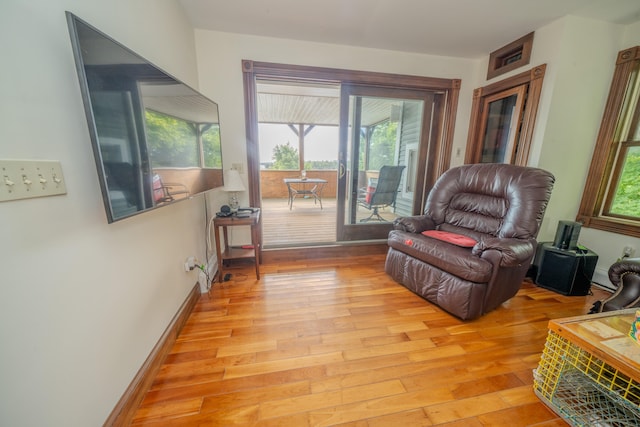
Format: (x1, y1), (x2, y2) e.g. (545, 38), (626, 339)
(223, 169), (245, 211)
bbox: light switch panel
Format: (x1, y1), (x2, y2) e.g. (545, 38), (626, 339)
(0, 159), (67, 202)
(231, 163), (244, 174)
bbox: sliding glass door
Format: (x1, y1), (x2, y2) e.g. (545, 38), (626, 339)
(242, 60), (460, 250)
(337, 85), (434, 241)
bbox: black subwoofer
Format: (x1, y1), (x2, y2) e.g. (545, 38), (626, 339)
(535, 242), (598, 296)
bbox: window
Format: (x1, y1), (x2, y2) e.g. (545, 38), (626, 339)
(487, 32), (534, 80)
(465, 64), (546, 166)
(358, 118), (399, 171)
(474, 86), (526, 164)
(578, 46), (640, 237)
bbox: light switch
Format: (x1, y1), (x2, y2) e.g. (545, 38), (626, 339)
(0, 159), (67, 202)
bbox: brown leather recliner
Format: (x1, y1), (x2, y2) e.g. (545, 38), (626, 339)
(592, 260), (640, 312)
(385, 163), (555, 320)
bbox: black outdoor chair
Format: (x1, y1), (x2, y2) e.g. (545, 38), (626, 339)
(357, 165), (405, 222)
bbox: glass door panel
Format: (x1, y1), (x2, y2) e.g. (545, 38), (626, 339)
(337, 85), (426, 241)
(478, 85), (526, 164)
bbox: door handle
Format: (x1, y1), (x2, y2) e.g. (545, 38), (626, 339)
(339, 162), (345, 179)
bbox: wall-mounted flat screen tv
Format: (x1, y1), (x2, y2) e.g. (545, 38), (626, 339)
(66, 12), (224, 223)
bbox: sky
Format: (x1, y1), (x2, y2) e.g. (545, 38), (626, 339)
(259, 123), (339, 164)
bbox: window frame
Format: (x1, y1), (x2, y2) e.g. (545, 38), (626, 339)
(577, 46), (640, 237)
(475, 85), (526, 164)
(487, 32), (534, 80)
(465, 64), (546, 166)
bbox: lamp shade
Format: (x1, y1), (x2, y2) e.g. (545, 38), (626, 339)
(223, 169), (246, 192)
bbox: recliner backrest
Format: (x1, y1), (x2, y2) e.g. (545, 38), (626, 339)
(424, 163), (554, 239)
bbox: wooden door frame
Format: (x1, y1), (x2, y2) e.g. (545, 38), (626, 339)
(473, 85), (527, 164)
(242, 60), (460, 248)
(465, 64), (546, 166)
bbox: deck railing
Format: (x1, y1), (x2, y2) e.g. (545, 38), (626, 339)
(260, 169), (338, 198)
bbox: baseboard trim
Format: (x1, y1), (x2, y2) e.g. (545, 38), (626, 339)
(103, 283), (200, 426)
(262, 242), (388, 263)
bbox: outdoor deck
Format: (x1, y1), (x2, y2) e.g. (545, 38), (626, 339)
(261, 197), (399, 247)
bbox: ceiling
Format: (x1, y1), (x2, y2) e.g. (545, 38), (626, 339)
(257, 82), (401, 126)
(178, 0), (640, 58)
(141, 84), (220, 124)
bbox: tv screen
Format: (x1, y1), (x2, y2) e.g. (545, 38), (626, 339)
(66, 12), (224, 223)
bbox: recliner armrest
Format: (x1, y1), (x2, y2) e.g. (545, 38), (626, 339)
(393, 215), (436, 233)
(609, 260), (640, 287)
(472, 237), (534, 267)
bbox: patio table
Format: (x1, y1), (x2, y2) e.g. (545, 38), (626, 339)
(284, 178), (327, 210)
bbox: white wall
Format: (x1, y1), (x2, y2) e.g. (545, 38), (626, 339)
(533, 16), (640, 284)
(2, 2), (639, 424)
(193, 31), (478, 243)
(0, 1), (225, 425)
(196, 30), (474, 243)
(472, 16), (640, 285)
(194, 17), (640, 286)
(194, 30), (478, 182)
(534, 17), (621, 235)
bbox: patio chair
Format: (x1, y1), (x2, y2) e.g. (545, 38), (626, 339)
(358, 165), (405, 222)
(152, 174), (190, 203)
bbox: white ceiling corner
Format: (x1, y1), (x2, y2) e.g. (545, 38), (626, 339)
(178, 0), (640, 58)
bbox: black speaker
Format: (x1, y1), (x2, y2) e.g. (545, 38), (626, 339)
(553, 220), (581, 250)
(535, 243), (598, 296)
(216, 204), (232, 217)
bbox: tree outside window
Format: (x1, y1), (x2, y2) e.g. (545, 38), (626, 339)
(358, 120), (398, 171)
(608, 146), (640, 218)
(271, 142), (299, 170)
(145, 110), (222, 169)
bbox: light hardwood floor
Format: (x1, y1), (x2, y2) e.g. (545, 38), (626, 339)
(131, 253), (608, 426)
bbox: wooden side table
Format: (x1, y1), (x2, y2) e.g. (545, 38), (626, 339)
(213, 209), (261, 282)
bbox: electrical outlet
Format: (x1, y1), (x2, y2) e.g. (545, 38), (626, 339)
(623, 246), (635, 257)
(184, 256), (196, 271)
